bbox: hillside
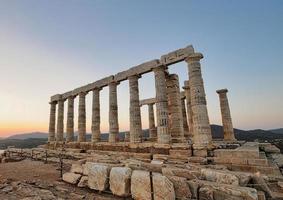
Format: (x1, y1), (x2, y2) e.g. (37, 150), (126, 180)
(7, 132), (48, 140)
(269, 128), (283, 134)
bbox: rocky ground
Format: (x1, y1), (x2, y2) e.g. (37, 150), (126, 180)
(0, 159), (123, 200)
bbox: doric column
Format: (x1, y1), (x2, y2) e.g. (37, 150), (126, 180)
(153, 66), (170, 144)
(129, 75), (142, 143)
(166, 74), (184, 142)
(92, 88), (101, 143)
(109, 82), (119, 143)
(48, 102), (56, 142)
(185, 53), (212, 147)
(66, 96), (74, 142)
(216, 89), (236, 141)
(78, 92), (87, 142)
(56, 98), (64, 142)
(148, 103), (157, 140)
(183, 80), (193, 138)
(181, 97), (189, 138)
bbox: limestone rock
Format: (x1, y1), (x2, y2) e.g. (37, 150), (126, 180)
(153, 173), (175, 200)
(167, 175), (191, 200)
(201, 168), (239, 185)
(109, 167), (132, 197)
(77, 176), (88, 188)
(162, 167), (199, 180)
(88, 164), (110, 191)
(62, 172), (81, 185)
(199, 185), (214, 200)
(70, 163), (83, 174)
(131, 170), (151, 200)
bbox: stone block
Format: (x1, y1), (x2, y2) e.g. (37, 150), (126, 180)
(62, 172), (81, 185)
(160, 45), (194, 66)
(199, 185), (214, 200)
(77, 176), (88, 188)
(167, 176), (191, 200)
(169, 149), (192, 160)
(248, 158), (268, 166)
(88, 164), (111, 191)
(193, 149), (207, 157)
(162, 167), (199, 180)
(131, 170), (152, 200)
(70, 163), (83, 174)
(257, 191), (266, 200)
(109, 167), (132, 197)
(188, 156), (207, 164)
(152, 173), (175, 200)
(200, 168), (239, 185)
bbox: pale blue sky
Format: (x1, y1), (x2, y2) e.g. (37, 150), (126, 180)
(0, 0), (282, 136)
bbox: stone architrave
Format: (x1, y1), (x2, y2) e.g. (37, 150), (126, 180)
(78, 92), (87, 142)
(92, 88), (101, 142)
(148, 103), (157, 140)
(185, 53), (212, 148)
(129, 75), (142, 143)
(216, 89), (236, 141)
(109, 82), (119, 143)
(66, 96), (74, 142)
(183, 81), (193, 138)
(166, 74), (184, 142)
(48, 102), (56, 142)
(56, 99), (64, 141)
(181, 97), (190, 138)
(153, 66), (170, 144)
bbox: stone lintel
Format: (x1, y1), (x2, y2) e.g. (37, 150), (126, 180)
(50, 94), (62, 102)
(217, 88), (228, 94)
(62, 91), (73, 99)
(114, 59), (160, 82)
(160, 45), (194, 66)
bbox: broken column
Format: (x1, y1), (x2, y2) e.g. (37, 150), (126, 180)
(153, 66), (170, 144)
(181, 97), (189, 138)
(78, 92), (87, 142)
(109, 81), (119, 143)
(183, 81), (193, 138)
(92, 88), (101, 142)
(48, 102), (56, 142)
(216, 89), (236, 141)
(129, 75), (142, 143)
(185, 53), (212, 154)
(148, 103), (157, 140)
(56, 97), (64, 142)
(66, 96), (74, 142)
(166, 74), (184, 142)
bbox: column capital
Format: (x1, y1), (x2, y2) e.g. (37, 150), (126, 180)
(79, 91), (88, 96)
(153, 65), (167, 73)
(185, 52), (203, 63)
(182, 80), (190, 89)
(109, 81), (120, 86)
(49, 101), (57, 105)
(128, 74), (141, 80)
(216, 88), (228, 94)
(93, 87), (102, 92)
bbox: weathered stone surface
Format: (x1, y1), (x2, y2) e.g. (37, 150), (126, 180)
(152, 173), (175, 200)
(77, 176), (88, 188)
(167, 176), (191, 200)
(162, 167), (199, 180)
(131, 170), (151, 200)
(201, 168), (239, 185)
(70, 163), (83, 174)
(88, 164), (111, 191)
(109, 167), (132, 197)
(199, 185), (214, 200)
(62, 172), (81, 185)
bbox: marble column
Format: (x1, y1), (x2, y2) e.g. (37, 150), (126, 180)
(185, 53), (212, 147)
(92, 88), (101, 142)
(166, 74), (184, 142)
(148, 103), (157, 140)
(216, 89), (236, 141)
(181, 97), (189, 138)
(48, 102), (56, 142)
(153, 66), (170, 144)
(66, 96), (74, 142)
(78, 92), (87, 142)
(183, 80), (193, 138)
(129, 75), (142, 143)
(109, 82), (119, 143)
(56, 99), (64, 142)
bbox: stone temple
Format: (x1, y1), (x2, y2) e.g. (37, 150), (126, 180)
(44, 44), (283, 199)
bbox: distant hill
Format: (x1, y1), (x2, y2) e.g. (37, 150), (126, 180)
(7, 132), (48, 140)
(269, 128), (283, 134)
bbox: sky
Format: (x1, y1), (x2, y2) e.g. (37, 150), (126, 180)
(0, 0), (282, 137)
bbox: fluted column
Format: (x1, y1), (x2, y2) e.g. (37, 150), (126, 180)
(148, 103), (157, 140)
(166, 74), (184, 142)
(66, 96), (74, 142)
(48, 102), (56, 142)
(109, 82), (119, 143)
(181, 97), (189, 138)
(153, 66), (170, 144)
(129, 75), (142, 143)
(216, 89), (236, 141)
(78, 92), (87, 142)
(183, 80), (193, 138)
(92, 88), (101, 142)
(56, 98), (64, 142)
(185, 53), (212, 147)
